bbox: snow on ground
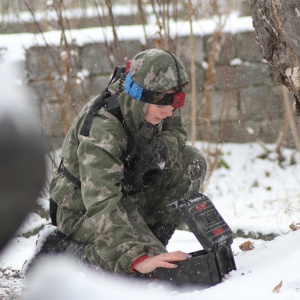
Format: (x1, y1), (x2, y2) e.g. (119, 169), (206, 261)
(0, 9), (299, 300)
(0, 142), (299, 299)
(204, 142), (300, 236)
(16, 231), (300, 300)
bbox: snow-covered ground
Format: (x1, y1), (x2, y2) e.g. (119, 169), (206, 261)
(0, 142), (299, 299)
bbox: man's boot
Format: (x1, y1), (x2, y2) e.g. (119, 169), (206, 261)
(22, 225), (86, 276)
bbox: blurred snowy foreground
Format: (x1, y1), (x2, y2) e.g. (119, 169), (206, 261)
(12, 229), (300, 300)
(0, 142), (299, 300)
(21, 231), (300, 300)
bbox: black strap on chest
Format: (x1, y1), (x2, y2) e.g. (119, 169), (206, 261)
(62, 93), (127, 189)
(80, 92), (126, 137)
(80, 65), (127, 136)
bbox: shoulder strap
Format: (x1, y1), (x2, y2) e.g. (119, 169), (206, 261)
(59, 66), (128, 192)
(80, 91), (108, 137)
(80, 93), (127, 137)
(80, 65), (126, 137)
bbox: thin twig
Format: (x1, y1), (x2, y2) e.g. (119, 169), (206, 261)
(187, 0), (197, 146)
(282, 86), (300, 152)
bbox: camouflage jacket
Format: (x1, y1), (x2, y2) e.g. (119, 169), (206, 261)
(50, 86), (188, 273)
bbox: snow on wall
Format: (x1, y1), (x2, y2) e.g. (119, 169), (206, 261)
(0, 14), (298, 149)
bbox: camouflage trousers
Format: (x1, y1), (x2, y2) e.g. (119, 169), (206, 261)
(58, 145), (207, 272)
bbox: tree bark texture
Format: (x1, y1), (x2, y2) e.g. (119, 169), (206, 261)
(249, 0), (300, 115)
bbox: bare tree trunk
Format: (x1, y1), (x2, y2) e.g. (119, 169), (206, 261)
(248, 0), (300, 115)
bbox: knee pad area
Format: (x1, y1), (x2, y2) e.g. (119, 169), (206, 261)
(182, 146), (207, 181)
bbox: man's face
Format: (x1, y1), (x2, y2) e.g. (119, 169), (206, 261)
(144, 104), (174, 124)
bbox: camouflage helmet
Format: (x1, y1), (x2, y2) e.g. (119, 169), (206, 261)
(124, 49), (189, 107)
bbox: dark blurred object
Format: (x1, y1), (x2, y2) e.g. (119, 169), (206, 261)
(22, 225), (85, 276)
(0, 116), (46, 251)
(123, 133), (164, 192)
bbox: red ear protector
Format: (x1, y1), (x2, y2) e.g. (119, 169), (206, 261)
(172, 91), (186, 109)
(125, 60), (131, 74)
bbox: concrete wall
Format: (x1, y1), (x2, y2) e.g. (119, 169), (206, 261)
(25, 31), (299, 149)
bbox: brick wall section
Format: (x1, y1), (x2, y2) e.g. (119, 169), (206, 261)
(25, 31), (299, 149)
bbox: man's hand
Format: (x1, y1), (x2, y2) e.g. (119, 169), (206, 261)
(133, 251), (189, 273)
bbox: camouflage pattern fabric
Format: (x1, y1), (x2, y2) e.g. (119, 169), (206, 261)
(49, 49), (207, 274)
(129, 49), (189, 93)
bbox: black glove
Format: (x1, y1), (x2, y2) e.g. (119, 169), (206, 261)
(147, 139), (168, 169)
(123, 134), (164, 192)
